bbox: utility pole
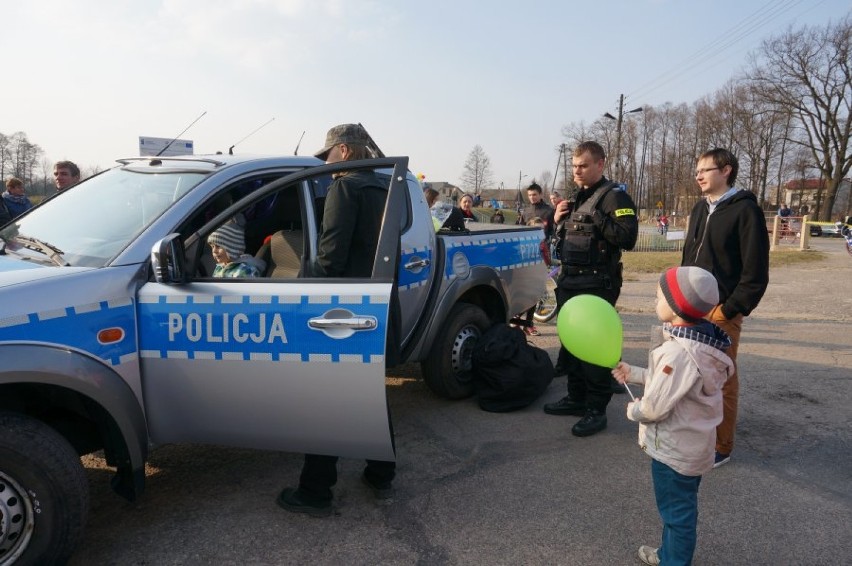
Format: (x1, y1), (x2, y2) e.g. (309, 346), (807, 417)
(604, 94), (643, 181)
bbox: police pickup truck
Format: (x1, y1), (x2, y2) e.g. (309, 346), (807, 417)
(0, 154), (543, 563)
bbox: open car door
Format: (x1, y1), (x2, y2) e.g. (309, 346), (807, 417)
(136, 157), (408, 461)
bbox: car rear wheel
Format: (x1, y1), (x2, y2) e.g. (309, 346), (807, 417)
(421, 303), (491, 399)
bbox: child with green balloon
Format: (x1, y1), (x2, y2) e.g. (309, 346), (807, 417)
(610, 266), (734, 566)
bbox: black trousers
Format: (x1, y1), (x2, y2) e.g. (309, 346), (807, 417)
(554, 284), (620, 412)
(299, 455), (396, 501)
(299, 405), (396, 501)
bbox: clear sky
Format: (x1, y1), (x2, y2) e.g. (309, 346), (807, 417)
(2, 0), (847, 190)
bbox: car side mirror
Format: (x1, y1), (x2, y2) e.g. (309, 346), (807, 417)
(151, 233), (186, 285)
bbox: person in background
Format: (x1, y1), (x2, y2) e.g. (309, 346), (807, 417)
(2, 177), (33, 219)
(517, 182), (553, 235)
(682, 147), (769, 468)
(0, 193), (11, 226)
(277, 123), (396, 517)
(543, 141), (638, 437)
(777, 203), (792, 218)
(207, 217), (265, 278)
(458, 193), (477, 222)
(491, 209), (505, 224)
(613, 266), (733, 566)
(425, 187), (465, 231)
(549, 191), (563, 208)
(53, 160), (80, 192)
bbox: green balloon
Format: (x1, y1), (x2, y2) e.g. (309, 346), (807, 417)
(556, 294), (623, 368)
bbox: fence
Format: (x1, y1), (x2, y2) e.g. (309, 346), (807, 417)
(626, 228), (685, 253)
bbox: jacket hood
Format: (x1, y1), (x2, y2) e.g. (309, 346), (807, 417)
(667, 325), (733, 396)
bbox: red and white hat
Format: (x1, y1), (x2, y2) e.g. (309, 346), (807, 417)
(659, 266), (719, 322)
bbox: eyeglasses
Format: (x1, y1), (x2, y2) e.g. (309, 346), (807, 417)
(695, 167), (719, 176)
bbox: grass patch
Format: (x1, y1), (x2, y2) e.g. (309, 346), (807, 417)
(622, 250), (827, 274)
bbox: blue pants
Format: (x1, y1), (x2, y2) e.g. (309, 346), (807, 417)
(651, 458), (702, 566)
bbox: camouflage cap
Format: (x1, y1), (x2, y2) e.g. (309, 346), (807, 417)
(314, 123), (371, 160)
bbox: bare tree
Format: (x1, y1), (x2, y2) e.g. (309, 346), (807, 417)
(538, 170), (553, 192)
(460, 145), (493, 194)
(748, 15), (852, 220)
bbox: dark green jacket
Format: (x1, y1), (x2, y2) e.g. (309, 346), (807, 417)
(313, 170), (387, 278)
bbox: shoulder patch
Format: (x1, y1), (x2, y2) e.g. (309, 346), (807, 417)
(615, 208), (635, 217)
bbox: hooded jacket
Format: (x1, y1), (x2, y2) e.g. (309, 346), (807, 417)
(681, 190), (769, 320)
(625, 322), (734, 476)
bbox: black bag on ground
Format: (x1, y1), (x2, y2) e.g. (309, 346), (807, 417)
(471, 324), (555, 412)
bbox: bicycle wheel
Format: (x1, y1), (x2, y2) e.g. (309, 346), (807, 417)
(533, 275), (558, 323)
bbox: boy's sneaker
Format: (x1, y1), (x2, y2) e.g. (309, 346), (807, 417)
(713, 451), (731, 468)
(276, 487), (333, 517)
(524, 326), (541, 336)
(637, 545), (660, 565)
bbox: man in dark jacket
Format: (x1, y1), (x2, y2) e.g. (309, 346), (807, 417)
(682, 147), (769, 468)
(517, 182), (554, 234)
(277, 123), (396, 516)
(543, 141), (638, 437)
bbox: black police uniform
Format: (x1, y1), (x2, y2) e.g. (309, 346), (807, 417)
(552, 177), (638, 416)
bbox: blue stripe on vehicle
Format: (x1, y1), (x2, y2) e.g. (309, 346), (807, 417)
(0, 298), (137, 366)
(137, 294), (388, 364)
(443, 234), (543, 280)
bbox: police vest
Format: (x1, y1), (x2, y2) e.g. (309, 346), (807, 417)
(559, 181), (622, 276)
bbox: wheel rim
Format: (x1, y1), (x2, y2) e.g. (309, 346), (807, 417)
(0, 471), (35, 565)
(450, 325), (480, 376)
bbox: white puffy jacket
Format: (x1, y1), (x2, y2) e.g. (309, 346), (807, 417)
(626, 323), (734, 476)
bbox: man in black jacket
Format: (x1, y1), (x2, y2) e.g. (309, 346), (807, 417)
(543, 141), (638, 437)
(277, 123), (396, 516)
(683, 148), (769, 468)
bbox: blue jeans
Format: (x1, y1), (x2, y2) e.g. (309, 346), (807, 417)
(652, 458), (702, 566)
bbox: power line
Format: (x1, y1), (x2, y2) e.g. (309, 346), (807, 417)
(627, 0), (820, 103)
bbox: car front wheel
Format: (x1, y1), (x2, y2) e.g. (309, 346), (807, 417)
(0, 412), (89, 566)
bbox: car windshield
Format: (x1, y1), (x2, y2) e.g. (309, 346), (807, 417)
(0, 167), (206, 267)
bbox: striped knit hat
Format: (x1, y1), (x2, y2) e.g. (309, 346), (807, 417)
(208, 221), (245, 259)
(659, 266), (719, 322)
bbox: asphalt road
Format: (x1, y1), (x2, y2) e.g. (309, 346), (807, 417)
(70, 237), (852, 565)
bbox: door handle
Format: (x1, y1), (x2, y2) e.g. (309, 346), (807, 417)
(404, 257), (430, 270)
(308, 316), (377, 330)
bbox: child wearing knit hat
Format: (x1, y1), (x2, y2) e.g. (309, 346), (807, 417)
(208, 218), (265, 278)
(612, 266), (734, 566)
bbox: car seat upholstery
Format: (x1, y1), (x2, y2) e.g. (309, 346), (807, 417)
(256, 229), (303, 278)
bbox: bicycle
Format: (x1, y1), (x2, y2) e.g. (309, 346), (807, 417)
(533, 265), (559, 323)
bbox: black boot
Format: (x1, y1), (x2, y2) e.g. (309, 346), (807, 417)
(572, 409), (607, 437)
(543, 395), (586, 416)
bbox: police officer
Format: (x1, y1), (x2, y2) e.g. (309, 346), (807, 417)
(543, 141), (638, 437)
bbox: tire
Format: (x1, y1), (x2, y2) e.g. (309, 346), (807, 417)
(533, 276), (558, 323)
(421, 303), (491, 399)
(0, 412), (89, 566)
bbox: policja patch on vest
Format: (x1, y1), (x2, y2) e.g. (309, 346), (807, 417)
(614, 208), (635, 217)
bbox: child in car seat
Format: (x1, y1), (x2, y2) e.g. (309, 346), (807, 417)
(208, 217), (266, 278)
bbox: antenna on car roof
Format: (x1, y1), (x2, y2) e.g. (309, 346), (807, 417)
(294, 130), (305, 155)
(228, 117), (275, 155)
(156, 110), (207, 157)
(359, 122), (385, 158)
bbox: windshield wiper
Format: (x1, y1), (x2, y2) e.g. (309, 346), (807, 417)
(14, 235), (71, 267)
